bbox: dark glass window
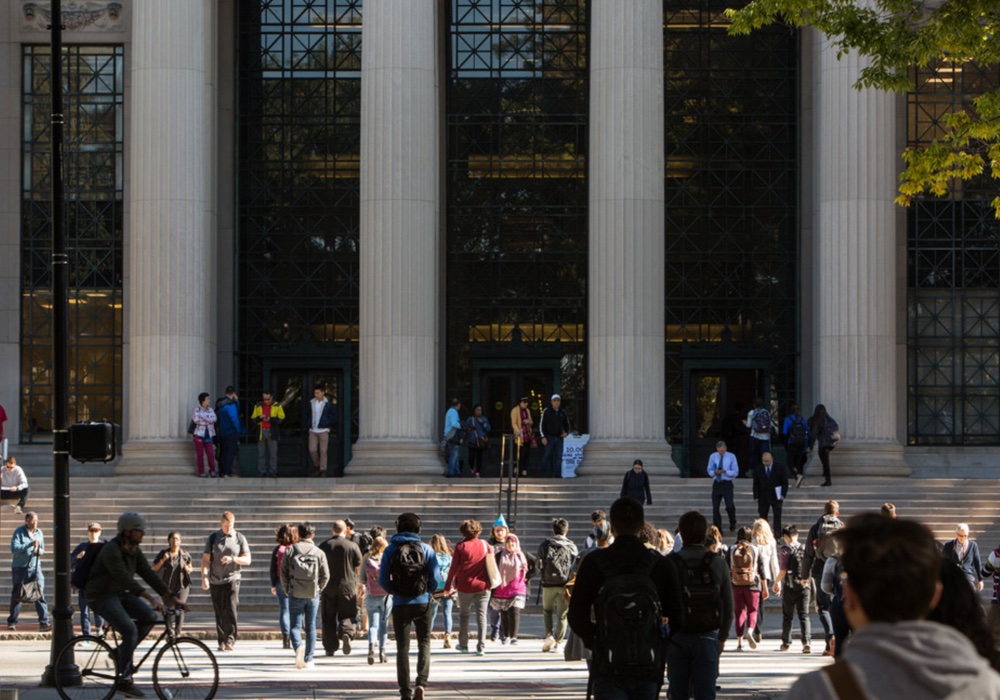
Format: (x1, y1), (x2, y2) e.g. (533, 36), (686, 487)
(907, 63), (1000, 445)
(663, 1), (799, 442)
(446, 0), (589, 428)
(237, 0), (362, 432)
(21, 45), (124, 442)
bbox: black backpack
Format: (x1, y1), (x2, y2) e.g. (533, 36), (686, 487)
(592, 553), (664, 679)
(541, 540), (576, 586)
(669, 551), (721, 634)
(787, 417), (807, 447)
(783, 542), (806, 588)
(390, 541), (428, 597)
(751, 408), (772, 434)
(71, 542), (106, 590)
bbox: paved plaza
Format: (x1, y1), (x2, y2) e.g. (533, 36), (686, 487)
(1, 613), (827, 699)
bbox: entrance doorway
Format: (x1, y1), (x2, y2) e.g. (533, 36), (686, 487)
(268, 369), (345, 477)
(476, 368), (555, 476)
(688, 369), (762, 477)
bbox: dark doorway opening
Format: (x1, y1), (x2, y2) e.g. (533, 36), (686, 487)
(267, 369), (345, 477)
(687, 368), (763, 478)
(475, 368), (555, 477)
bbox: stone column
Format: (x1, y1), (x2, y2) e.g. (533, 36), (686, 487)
(118, 0), (215, 474)
(579, 0), (677, 476)
(346, 0), (442, 475)
(812, 34), (908, 475)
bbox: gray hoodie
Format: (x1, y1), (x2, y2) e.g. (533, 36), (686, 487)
(788, 620), (1000, 700)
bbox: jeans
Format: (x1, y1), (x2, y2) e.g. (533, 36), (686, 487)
(593, 675), (660, 700)
(209, 580), (240, 647)
(711, 480), (736, 531)
(78, 589), (105, 636)
(193, 437), (216, 476)
(218, 435), (239, 476)
(447, 442), (461, 477)
(666, 630), (719, 700)
(392, 603), (431, 699)
(830, 594), (850, 657)
(542, 586), (569, 642)
(366, 594), (392, 649)
(89, 592), (159, 681)
(289, 594), (319, 663)
(781, 585), (812, 646)
(488, 605), (503, 640)
(430, 594), (454, 635)
(7, 566), (49, 626)
(457, 590), (489, 652)
(813, 578), (835, 644)
(257, 429), (278, 477)
(542, 435), (564, 477)
(275, 585), (291, 636)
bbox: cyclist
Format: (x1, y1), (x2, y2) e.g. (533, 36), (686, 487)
(85, 512), (184, 698)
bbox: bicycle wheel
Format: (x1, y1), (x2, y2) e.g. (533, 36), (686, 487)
(152, 637), (218, 700)
(54, 635), (119, 700)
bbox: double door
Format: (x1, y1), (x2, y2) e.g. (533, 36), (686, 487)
(267, 369), (345, 477)
(688, 368), (762, 477)
(476, 368), (555, 475)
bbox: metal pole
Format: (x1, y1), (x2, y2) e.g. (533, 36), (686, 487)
(42, 0), (77, 686)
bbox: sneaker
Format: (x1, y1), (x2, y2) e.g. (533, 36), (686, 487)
(736, 644), (743, 652)
(414, 686), (425, 700)
(341, 633), (352, 655)
(795, 474), (804, 488)
(476, 648), (485, 656)
(490, 629), (499, 643)
(456, 646), (469, 654)
(509, 638), (518, 646)
(303, 661), (315, 670)
(752, 629), (762, 643)
(222, 643), (234, 652)
(542, 635), (555, 653)
(778, 643), (790, 651)
(295, 644), (306, 669)
(14, 506), (22, 514)
(39, 623), (52, 632)
(803, 644), (812, 654)
(117, 680), (146, 698)
(6, 624), (14, 631)
(501, 637), (509, 645)
(746, 635), (757, 650)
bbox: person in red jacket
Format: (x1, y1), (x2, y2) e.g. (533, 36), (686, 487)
(444, 519), (492, 655)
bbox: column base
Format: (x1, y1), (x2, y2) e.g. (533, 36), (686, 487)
(117, 440), (197, 476)
(577, 439), (679, 477)
(805, 439), (910, 477)
(345, 439), (445, 476)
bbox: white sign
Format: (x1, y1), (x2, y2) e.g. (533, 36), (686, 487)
(561, 434), (590, 478)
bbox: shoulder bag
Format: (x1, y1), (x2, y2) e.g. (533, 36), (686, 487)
(16, 553), (43, 604)
(483, 540), (502, 589)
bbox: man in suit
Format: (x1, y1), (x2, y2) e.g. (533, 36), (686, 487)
(943, 523), (984, 591)
(753, 451), (789, 537)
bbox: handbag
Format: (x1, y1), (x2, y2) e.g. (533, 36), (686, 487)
(187, 420), (196, 435)
(483, 540), (502, 590)
(16, 556), (43, 604)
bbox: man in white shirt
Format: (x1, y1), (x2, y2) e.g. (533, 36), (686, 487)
(308, 386), (337, 477)
(1, 457), (29, 514)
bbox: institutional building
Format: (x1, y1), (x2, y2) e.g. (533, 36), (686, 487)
(0, 0), (996, 477)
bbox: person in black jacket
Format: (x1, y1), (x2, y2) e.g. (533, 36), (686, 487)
(568, 497), (684, 698)
(752, 452), (789, 537)
(620, 459), (652, 505)
(539, 394), (570, 478)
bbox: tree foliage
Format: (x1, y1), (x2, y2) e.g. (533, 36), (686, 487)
(726, 0), (1000, 215)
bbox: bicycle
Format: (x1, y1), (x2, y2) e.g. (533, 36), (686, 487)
(54, 608), (219, 700)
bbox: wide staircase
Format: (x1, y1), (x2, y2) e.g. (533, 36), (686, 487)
(3, 474), (999, 615)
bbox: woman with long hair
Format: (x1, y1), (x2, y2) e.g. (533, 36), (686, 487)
(750, 518), (779, 644)
(730, 526), (762, 651)
(489, 533), (528, 645)
(429, 533), (456, 648)
(269, 523), (299, 649)
(807, 404), (840, 487)
(364, 535), (391, 664)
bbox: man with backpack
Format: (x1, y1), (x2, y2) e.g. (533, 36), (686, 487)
(281, 521), (330, 670)
(201, 510), (251, 652)
(781, 404), (809, 487)
(568, 497), (684, 699)
(787, 515), (1000, 699)
(536, 517), (579, 653)
(378, 512), (441, 700)
(667, 510), (733, 700)
(85, 513), (183, 699)
(774, 524), (811, 653)
(744, 397), (773, 479)
(318, 519), (362, 656)
(803, 500), (844, 656)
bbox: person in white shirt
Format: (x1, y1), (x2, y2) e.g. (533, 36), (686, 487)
(307, 386), (337, 477)
(1, 457), (29, 514)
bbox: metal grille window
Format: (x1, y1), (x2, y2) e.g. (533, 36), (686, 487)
(20, 45), (124, 443)
(237, 0), (362, 426)
(663, 2), (799, 441)
(446, 0), (589, 428)
(907, 63), (1000, 445)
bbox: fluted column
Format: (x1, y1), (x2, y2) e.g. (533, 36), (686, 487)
(346, 0), (442, 475)
(812, 35), (907, 475)
(579, 0), (677, 476)
(118, 0), (215, 474)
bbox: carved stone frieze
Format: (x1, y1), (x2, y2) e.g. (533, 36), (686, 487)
(22, 1), (124, 32)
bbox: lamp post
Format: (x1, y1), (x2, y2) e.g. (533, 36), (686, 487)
(41, 0), (77, 687)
